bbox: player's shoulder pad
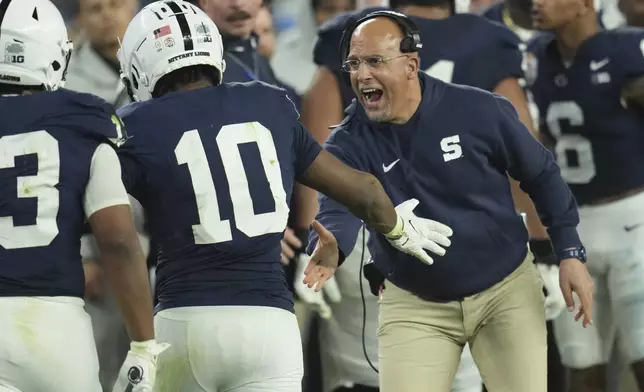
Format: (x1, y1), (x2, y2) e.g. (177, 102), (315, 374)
(229, 80), (300, 121)
(114, 100), (152, 142)
(58, 89), (128, 147)
(601, 25), (644, 49)
(117, 100), (147, 119)
(314, 7), (388, 70)
(59, 88), (114, 115)
(441, 80), (501, 115)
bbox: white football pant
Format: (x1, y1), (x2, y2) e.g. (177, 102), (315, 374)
(0, 297), (101, 392)
(154, 305), (303, 392)
(554, 190), (644, 368)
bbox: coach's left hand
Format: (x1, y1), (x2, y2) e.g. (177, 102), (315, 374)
(303, 220), (339, 292)
(559, 258), (594, 328)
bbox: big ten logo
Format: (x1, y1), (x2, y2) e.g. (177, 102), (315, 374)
(5, 42), (25, 64)
(440, 135), (462, 162)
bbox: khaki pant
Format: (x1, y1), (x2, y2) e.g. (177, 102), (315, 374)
(377, 255), (547, 392)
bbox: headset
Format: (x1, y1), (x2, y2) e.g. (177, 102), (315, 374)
(338, 10), (423, 65)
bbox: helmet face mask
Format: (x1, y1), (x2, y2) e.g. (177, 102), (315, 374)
(0, 0), (73, 91)
(118, 0), (226, 102)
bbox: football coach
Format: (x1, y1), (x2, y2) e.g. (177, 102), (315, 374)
(307, 10), (595, 392)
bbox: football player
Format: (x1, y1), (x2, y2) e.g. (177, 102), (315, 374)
(529, 0), (644, 389)
(0, 1), (165, 391)
(116, 1), (453, 391)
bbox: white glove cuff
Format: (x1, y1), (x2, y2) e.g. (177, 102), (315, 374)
(130, 340), (168, 357)
(385, 214), (405, 239)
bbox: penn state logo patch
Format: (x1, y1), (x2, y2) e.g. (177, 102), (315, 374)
(127, 366), (144, 384)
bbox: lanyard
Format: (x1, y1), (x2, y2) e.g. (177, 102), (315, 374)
(225, 50), (260, 81)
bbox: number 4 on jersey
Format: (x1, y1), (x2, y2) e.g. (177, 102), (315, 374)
(175, 122), (289, 245)
(425, 60), (454, 83)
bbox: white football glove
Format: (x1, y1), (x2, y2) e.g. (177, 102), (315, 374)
(112, 340), (170, 392)
(537, 263), (567, 320)
(384, 199), (453, 265)
(294, 254), (342, 319)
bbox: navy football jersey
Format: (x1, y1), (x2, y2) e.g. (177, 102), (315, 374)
(0, 90), (125, 298)
(117, 82), (322, 313)
(315, 8), (523, 108)
(527, 28), (644, 205)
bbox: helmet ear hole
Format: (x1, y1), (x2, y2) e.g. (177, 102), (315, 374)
(131, 73), (139, 90)
(52, 61), (61, 71)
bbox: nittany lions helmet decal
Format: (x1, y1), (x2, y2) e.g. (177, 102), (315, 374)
(0, 0), (73, 90)
(118, 0), (226, 102)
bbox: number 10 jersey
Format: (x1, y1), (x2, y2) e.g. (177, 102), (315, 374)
(117, 81), (322, 314)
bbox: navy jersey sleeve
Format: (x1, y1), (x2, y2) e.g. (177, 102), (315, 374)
(306, 126), (369, 263)
(293, 122), (323, 179)
(613, 27), (644, 79)
(477, 22), (524, 91)
(491, 95), (582, 255)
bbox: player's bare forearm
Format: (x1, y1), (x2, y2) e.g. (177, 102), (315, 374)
(88, 205), (154, 342)
(300, 150), (397, 234)
(496, 78), (549, 238)
(291, 183), (318, 229)
(622, 76), (644, 109)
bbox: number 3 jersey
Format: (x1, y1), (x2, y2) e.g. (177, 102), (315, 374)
(117, 82), (322, 314)
(315, 8), (524, 108)
(0, 90), (128, 298)
(526, 28), (644, 205)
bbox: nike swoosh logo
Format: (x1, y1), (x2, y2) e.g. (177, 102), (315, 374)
(590, 58), (610, 71)
(382, 159), (400, 173)
(624, 223), (643, 232)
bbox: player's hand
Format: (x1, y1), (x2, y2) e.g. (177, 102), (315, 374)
(112, 340), (170, 392)
(536, 263), (567, 320)
(559, 257), (594, 328)
(281, 227), (303, 265)
(303, 220), (339, 291)
(384, 199), (453, 265)
(294, 254), (342, 319)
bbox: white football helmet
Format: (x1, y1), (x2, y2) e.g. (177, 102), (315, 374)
(0, 0), (72, 90)
(118, 0), (226, 102)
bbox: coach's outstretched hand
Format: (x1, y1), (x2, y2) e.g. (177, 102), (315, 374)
(385, 199), (453, 265)
(559, 258), (594, 328)
(303, 220), (339, 292)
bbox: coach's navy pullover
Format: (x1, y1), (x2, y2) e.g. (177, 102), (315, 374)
(308, 73), (581, 301)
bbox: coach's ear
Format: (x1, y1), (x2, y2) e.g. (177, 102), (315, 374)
(406, 55), (419, 79)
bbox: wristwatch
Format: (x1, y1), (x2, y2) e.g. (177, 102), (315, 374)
(557, 246), (587, 263)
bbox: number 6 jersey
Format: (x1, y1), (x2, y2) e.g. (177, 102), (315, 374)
(117, 81), (322, 314)
(0, 90), (129, 298)
(526, 28), (644, 205)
